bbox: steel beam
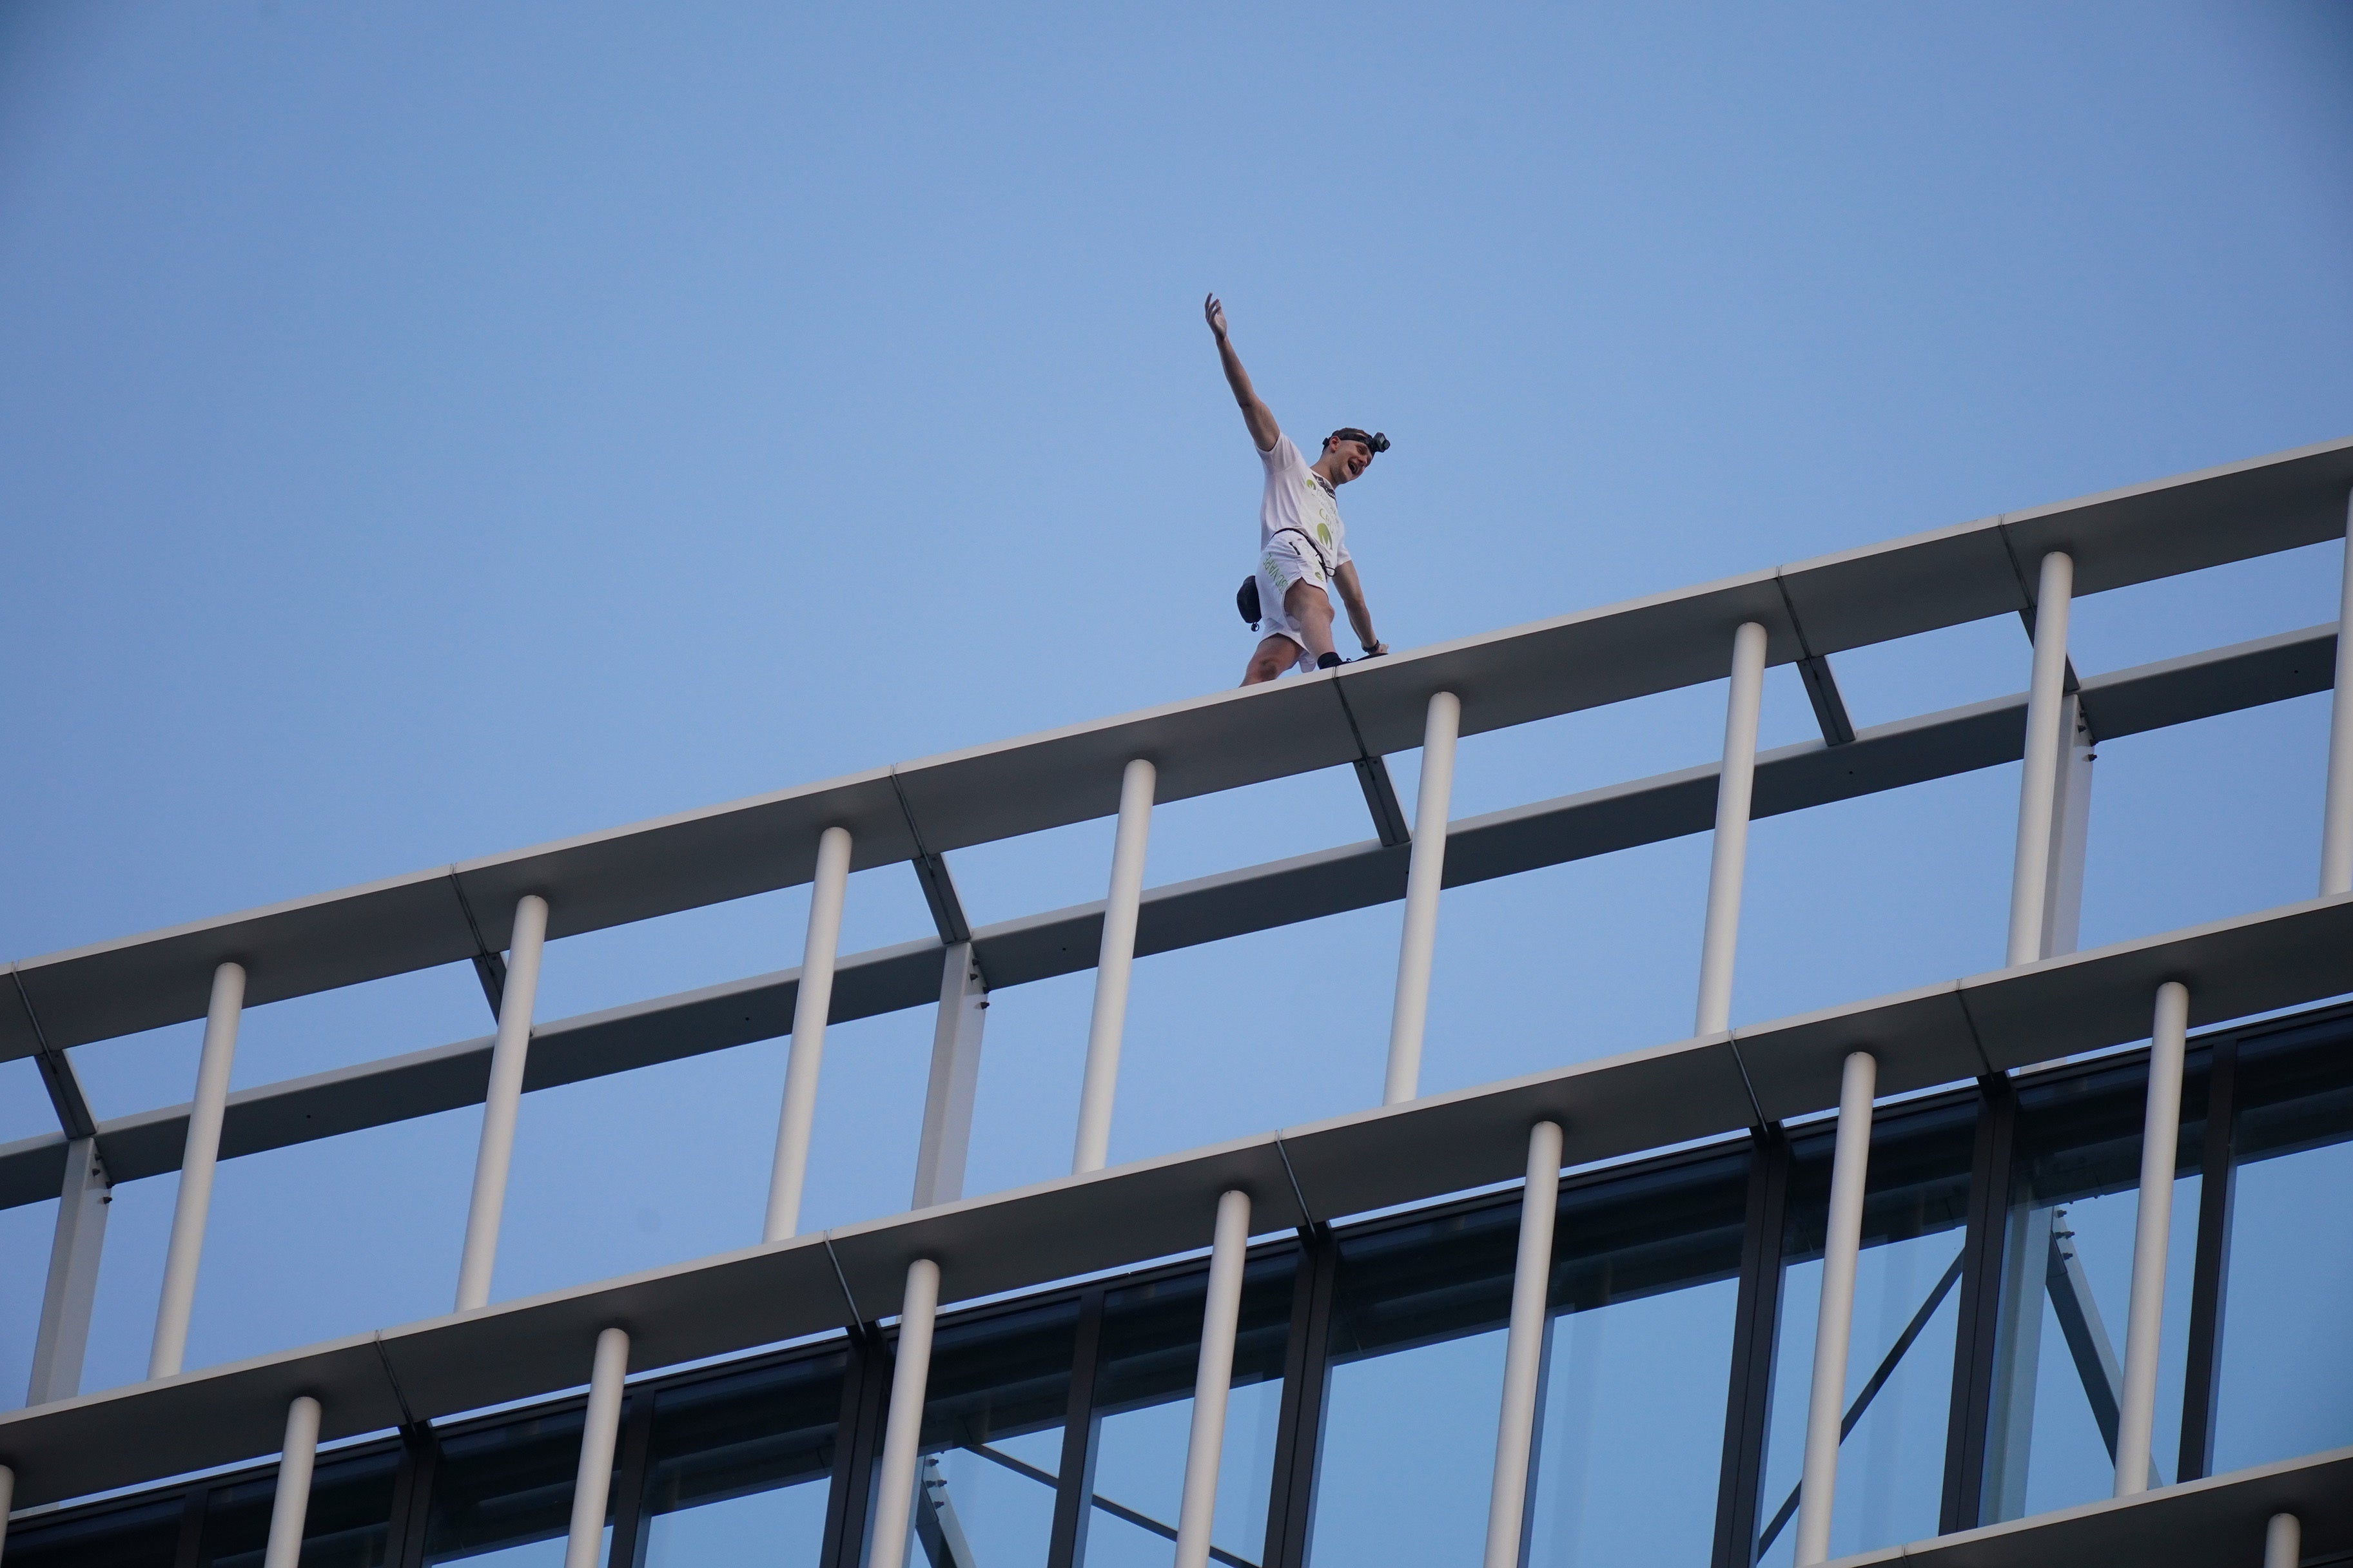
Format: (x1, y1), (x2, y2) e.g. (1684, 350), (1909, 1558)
(912, 944), (987, 1210)
(1385, 692), (1460, 1104)
(867, 1260), (942, 1568)
(12, 436), (2349, 1063)
(2115, 982), (2189, 1498)
(2009, 552), (2075, 966)
(0, 622), (2335, 1217)
(151, 961), (247, 1379)
(1793, 1050), (1877, 1565)
(1482, 1121), (1564, 1568)
(12, 893), (2353, 1511)
(770, 828), (855, 1241)
(1696, 623), (1769, 1035)
(1075, 759), (1157, 1174)
(455, 895), (549, 1312)
(26, 1136), (109, 1405)
(1174, 1190), (1253, 1568)
(261, 1395), (321, 1568)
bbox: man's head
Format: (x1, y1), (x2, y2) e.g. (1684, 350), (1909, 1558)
(1318, 427), (1390, 485)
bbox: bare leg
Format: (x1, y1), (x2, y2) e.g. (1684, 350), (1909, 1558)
(1238, 583), (1337, 686)
(1284, 581), (1338, 663)
(1241, 634), (1302, 686)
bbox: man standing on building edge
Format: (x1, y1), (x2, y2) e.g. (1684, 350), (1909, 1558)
(1206, 294), (1391, 685)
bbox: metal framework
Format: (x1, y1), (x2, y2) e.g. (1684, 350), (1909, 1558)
(6, 1007), (2349, 1567)
(5, 436), (2353, 1568)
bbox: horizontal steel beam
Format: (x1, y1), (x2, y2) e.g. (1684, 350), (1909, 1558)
(0, 623), (2331, 1212)
(7, 438), (2348, 1058)
(3, 888), (2350, 1507)
(1868, 1444), (2353, 1567)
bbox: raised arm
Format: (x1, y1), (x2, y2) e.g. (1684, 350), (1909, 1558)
(1204, 294), (1280, 453)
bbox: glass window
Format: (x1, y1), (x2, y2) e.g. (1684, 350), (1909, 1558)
(2212, 1015), (2353, 1472)
(197, 1448), (402, 1567)
(1080, 1252), (1296, 1568)
(1311, 1150), (1752, 1568)
(425, 1408), (615, 1567)
(1307, 1196), (1519, 1568)
(1755, 1098), (1975, 1567)
(874, 1299), (1079, 1568)
(638, 1350), (846, 1567)
(1526, 1150), (1747, 1568)
(1978, 1055), (2203, 1524)
(2, 1495), (184, 1568)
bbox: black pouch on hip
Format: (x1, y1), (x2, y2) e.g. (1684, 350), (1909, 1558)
(1236, 576), (1262, 624)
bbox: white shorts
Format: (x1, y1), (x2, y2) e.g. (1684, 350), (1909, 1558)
(1253, 539), (1333, 673)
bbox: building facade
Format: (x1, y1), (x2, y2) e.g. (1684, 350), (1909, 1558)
(5, 437), (2353, 1567)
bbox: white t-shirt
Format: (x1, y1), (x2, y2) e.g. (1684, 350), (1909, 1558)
(1258, 434), (1351, 577)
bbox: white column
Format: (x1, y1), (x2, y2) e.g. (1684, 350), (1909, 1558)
(2321, 492), (2353, 894)
(150, 960), (246, 1379)
(912, 943), (987, 1209)
(0, 1462), (14, 1558)
(867, 1258), (943, 1568)
(766, 826), (855, 1241)
(1482, 1120), (1565, 1568)
(1385, 691), (1461, 1105)
(455, 893), (550, 1312)
(1695, 623), (1769, 1036)
(563, 1327), (630, 1568)
(2265, 1511), (2302, 1568)
(1173, 1189), (1254, 1568)
(1073, 760), (1157, 1173)
(1795, 1050), (1877, 1567)
(2007, 552), (2075, 966)
(2116, 980), (2189, 1498)
(28, 1135), (109, 1404)
(261, 1395), (322, 1568)
(2039, 693), (2095, 958)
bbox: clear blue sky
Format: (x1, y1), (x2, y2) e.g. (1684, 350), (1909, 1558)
(3, 0), (2350, 1451)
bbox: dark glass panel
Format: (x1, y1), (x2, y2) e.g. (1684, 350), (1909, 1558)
(424, 1407), (612, 1567)
(1977, 1054), (2205, 1525)
(873, 1299), (1080, 1568)
(1312, 1148), (1750, 1568)
(2214, 1014), (2353, 1471)
(2, 1495), (183, 1568)
(1528, 1150), (1748, 1568)
(1081, 1252), (1295, 1567)
(196, 1447), (400, 1567)
(638, 1350), (846, 1567)
(1757, 1097), (1975, 1566)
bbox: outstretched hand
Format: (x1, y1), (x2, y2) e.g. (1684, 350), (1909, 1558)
(1204, 293), (1229, 341)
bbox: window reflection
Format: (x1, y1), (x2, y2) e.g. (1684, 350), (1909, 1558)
(1081, 1253), (1294, 1568)
(1, 1495), (183, 1568)
(875, 1299), (1079, 1568)
(1756, 1099), (1973, 1567)
(1313, 1150), (1751, 1568)
(1527, 1152), (1746, 1568)
(1309, 1197), (1519, 1567)
(197, 1449), (400, 1567)
(2214, 1016), (2353, 1472)
(1979, 1056), (2202, 1524)
(639, 1351), (845, 1567)
(425, 1409), (613, 1568)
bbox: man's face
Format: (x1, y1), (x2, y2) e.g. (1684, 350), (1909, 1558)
(1324, 438), (1374, 484)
